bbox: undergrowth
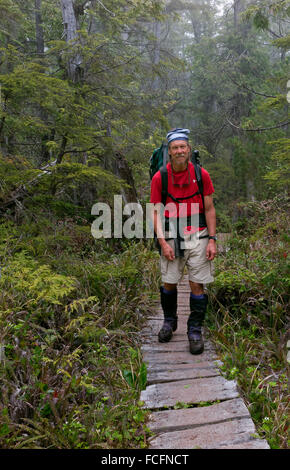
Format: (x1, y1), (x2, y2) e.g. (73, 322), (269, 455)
(207, 196), (289, 449)
(0, 206), (160, 449)
(1, 190), (289, 449)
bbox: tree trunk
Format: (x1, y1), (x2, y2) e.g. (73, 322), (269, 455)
(246, 179), (255, 201)
(233, 0), (241, 30)
(35, 0), (44, 56)
(114, 151), (138, 204)
(191, 16), (201, 44)
(56, 135), (68, 164)
(152, 21), (161, 92)
(101, 125), (138, 204)
(60, 0), (82, 82)
(87, 0), (95, 34)
(34, 0), (53, 165)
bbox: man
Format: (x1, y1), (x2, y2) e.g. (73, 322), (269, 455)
(150, 128), (217, 354)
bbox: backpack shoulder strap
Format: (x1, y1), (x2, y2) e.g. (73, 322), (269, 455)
(191, 150), (204, 206)
(159, 159), (204, 208)
(195, 162), (204, 209)
(194, 162), (203, 197)
(159, 165), (168, 207)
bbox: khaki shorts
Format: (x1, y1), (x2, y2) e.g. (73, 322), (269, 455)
(160, 229), (215, 285)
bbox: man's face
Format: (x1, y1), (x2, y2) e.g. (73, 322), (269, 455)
(169, 140), (191, 169)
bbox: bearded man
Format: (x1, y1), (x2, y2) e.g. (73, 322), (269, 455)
(150, 128), (217, 354)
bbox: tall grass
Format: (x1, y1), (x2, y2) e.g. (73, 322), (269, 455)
(207, 197), (289, 449)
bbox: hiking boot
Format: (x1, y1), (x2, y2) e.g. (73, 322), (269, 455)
(158, 287), (178, 343)
(158, 318), (177, 343)
(188, 326), (204, 355)
(187, 294), (208, 354)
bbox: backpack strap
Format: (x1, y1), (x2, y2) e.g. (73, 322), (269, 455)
(194, 162), (204, 204)
(153, 164), (168, 255)
(160, 165), (168, 207)
(159, 160), (204, 208)
(167, 191), (201, 203)
(190, 150), (204, 213)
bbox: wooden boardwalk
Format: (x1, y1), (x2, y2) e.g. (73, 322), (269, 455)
(140, 275), (270, 449)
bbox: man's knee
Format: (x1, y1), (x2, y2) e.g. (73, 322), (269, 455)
(163, 282), (177, 292)
(189, 281), (204, 296)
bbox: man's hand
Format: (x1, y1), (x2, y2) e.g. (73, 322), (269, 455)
(160, 240), (175, 261)
(206, 239), (217, 261)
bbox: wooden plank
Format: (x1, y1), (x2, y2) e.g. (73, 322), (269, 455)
(140, 376), (239, 409)
(149, 418), (270, 449)
(143, 350), (217, 365)
(148, 398), (250, 433)
(147, 365), (220, 385)
(141, 341), (215, 354)
(146, 360), (220, 372)
(216, 440), (270, 449)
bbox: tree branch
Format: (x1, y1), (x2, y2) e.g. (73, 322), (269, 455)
(223, 69), (277, 99)
(62, 144), (100, 154)
(226, 118), (290, 132)
(266, 27), (282, 39)
(95, 0), (115, 16)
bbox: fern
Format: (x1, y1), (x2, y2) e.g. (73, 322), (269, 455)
(0, 251), (77, 308)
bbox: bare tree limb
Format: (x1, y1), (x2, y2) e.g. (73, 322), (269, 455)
(226, 118), (290, 132)
(95, 0), (115, 16)
(0, 158), (58, 213)
(223, 69), (277, 99)
(266, 27), (282, 39)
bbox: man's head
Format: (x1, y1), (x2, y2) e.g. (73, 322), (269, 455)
(167, 128), (191, 171)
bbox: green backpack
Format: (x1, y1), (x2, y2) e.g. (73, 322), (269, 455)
(149, 142), (168, 181)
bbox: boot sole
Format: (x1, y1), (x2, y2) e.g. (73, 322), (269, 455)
(158, 320), (177, 342)
(189, 342), (204, 355)
(158, 333), (173, 343)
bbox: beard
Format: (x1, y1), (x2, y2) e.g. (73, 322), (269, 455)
(170, 154), (190, 171)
